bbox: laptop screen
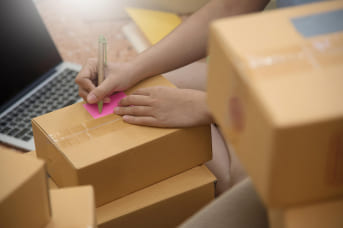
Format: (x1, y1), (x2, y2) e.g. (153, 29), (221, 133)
(0, 0), (62, 110)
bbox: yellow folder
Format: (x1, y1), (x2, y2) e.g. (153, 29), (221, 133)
(126, 8), (182, 45)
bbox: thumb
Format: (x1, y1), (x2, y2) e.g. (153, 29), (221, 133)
(86, 78), (114, 104)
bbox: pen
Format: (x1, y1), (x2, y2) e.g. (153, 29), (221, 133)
(98, 35), (107, 114)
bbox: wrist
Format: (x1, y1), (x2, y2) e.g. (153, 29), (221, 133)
(189, 89), (214, 126)
(128, 56), (151, 83)
(200, 94), (214, 125)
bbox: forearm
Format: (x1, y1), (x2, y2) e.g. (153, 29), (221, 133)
(130, 0), (269, 81)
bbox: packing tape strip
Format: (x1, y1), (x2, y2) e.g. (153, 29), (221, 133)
(236, 33), (343, 77)
(44, 75), (176, 149)
(47, 115), (126, 148)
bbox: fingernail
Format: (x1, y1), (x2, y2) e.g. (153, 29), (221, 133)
(113, 107), (119, 113)
(104, 97), (111, 103)
(87, 93), (97, 103)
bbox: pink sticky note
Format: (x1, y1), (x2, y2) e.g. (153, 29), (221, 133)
(83, 92), (126, 119)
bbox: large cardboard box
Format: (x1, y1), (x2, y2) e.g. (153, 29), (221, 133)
(268, 197), (343, 228)
(46, 186), (96, 228)
(43, 160), (216, 228)
(96, 165), (215, 228)
(207, 1), (343, 207)
(0, 150), (50, 228)
(27, 151), (215, 227)
(32, 75), (212, 206)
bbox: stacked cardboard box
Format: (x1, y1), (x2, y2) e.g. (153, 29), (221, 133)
(33, 75), (212, 207)
(207, 0), (343, 227)
(51, 164), (215, 228)
(27, 149), (215, 228)
(0, 150), (96, 228)
(94, 165), (215, 228)
(31, 75), (215, 226)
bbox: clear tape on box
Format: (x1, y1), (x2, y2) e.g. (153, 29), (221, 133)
(234, 34), (343, 77)
(47, 115), (129, 149)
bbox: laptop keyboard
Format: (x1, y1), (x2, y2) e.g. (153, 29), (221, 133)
(0, 69), (80, 142)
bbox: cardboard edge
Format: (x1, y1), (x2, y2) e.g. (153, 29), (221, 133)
(47, 186), (96, 228)
(32, 119), (79, 186)
(97, 165), (216, 223)
(1, 160), (51, 228)
(0, 153), (45, 201)
(99, 175), (215, 227)
(208, 20), (280, 205)
(76, 124), (212, 206)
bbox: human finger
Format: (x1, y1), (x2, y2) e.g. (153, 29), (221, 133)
(75, 77), (96, 93)
(78, 88), (89, 102)
(114, 105), (152, 116)
(104, 97), (111, 103)
(122, 115), (159, 126)
(75, 58), (97, 81)
(86, 77), (115, 104)
(118, 95), (152, 107)
(132, 88), (151, 96)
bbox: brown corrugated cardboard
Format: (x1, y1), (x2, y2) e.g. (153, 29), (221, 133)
(32, 75), (212, 206)
(25, 151), (58, 190)
(46, 186), (96, 228)
(96, 165), (215, 228)
(26, 151), (215, 227)
(0, 150), (51, 228)
(207, 1), (343, 207)
(46, 164), (215, 228)
(268, 197), (343, 228)
(48, 178), (58, 190)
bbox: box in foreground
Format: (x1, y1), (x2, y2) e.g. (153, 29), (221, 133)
(207, 1), (343, 207)
(0, 150), (50, 228)
(46, 186), (96, 228)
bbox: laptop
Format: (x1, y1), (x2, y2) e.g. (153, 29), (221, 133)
(0, 0), (82, 151)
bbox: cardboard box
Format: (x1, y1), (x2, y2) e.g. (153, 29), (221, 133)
(27, 151), (215, 227)
(46, 164), (216, 228)
(25, 151), (59, 190)
(268, 197), (343, 228)
(0, 150), (50, 228)
(46, 186), (96, 228)
(96, 165), (215, 228)
(32, 75), (212, 206)
(207, 1), (343, 207)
